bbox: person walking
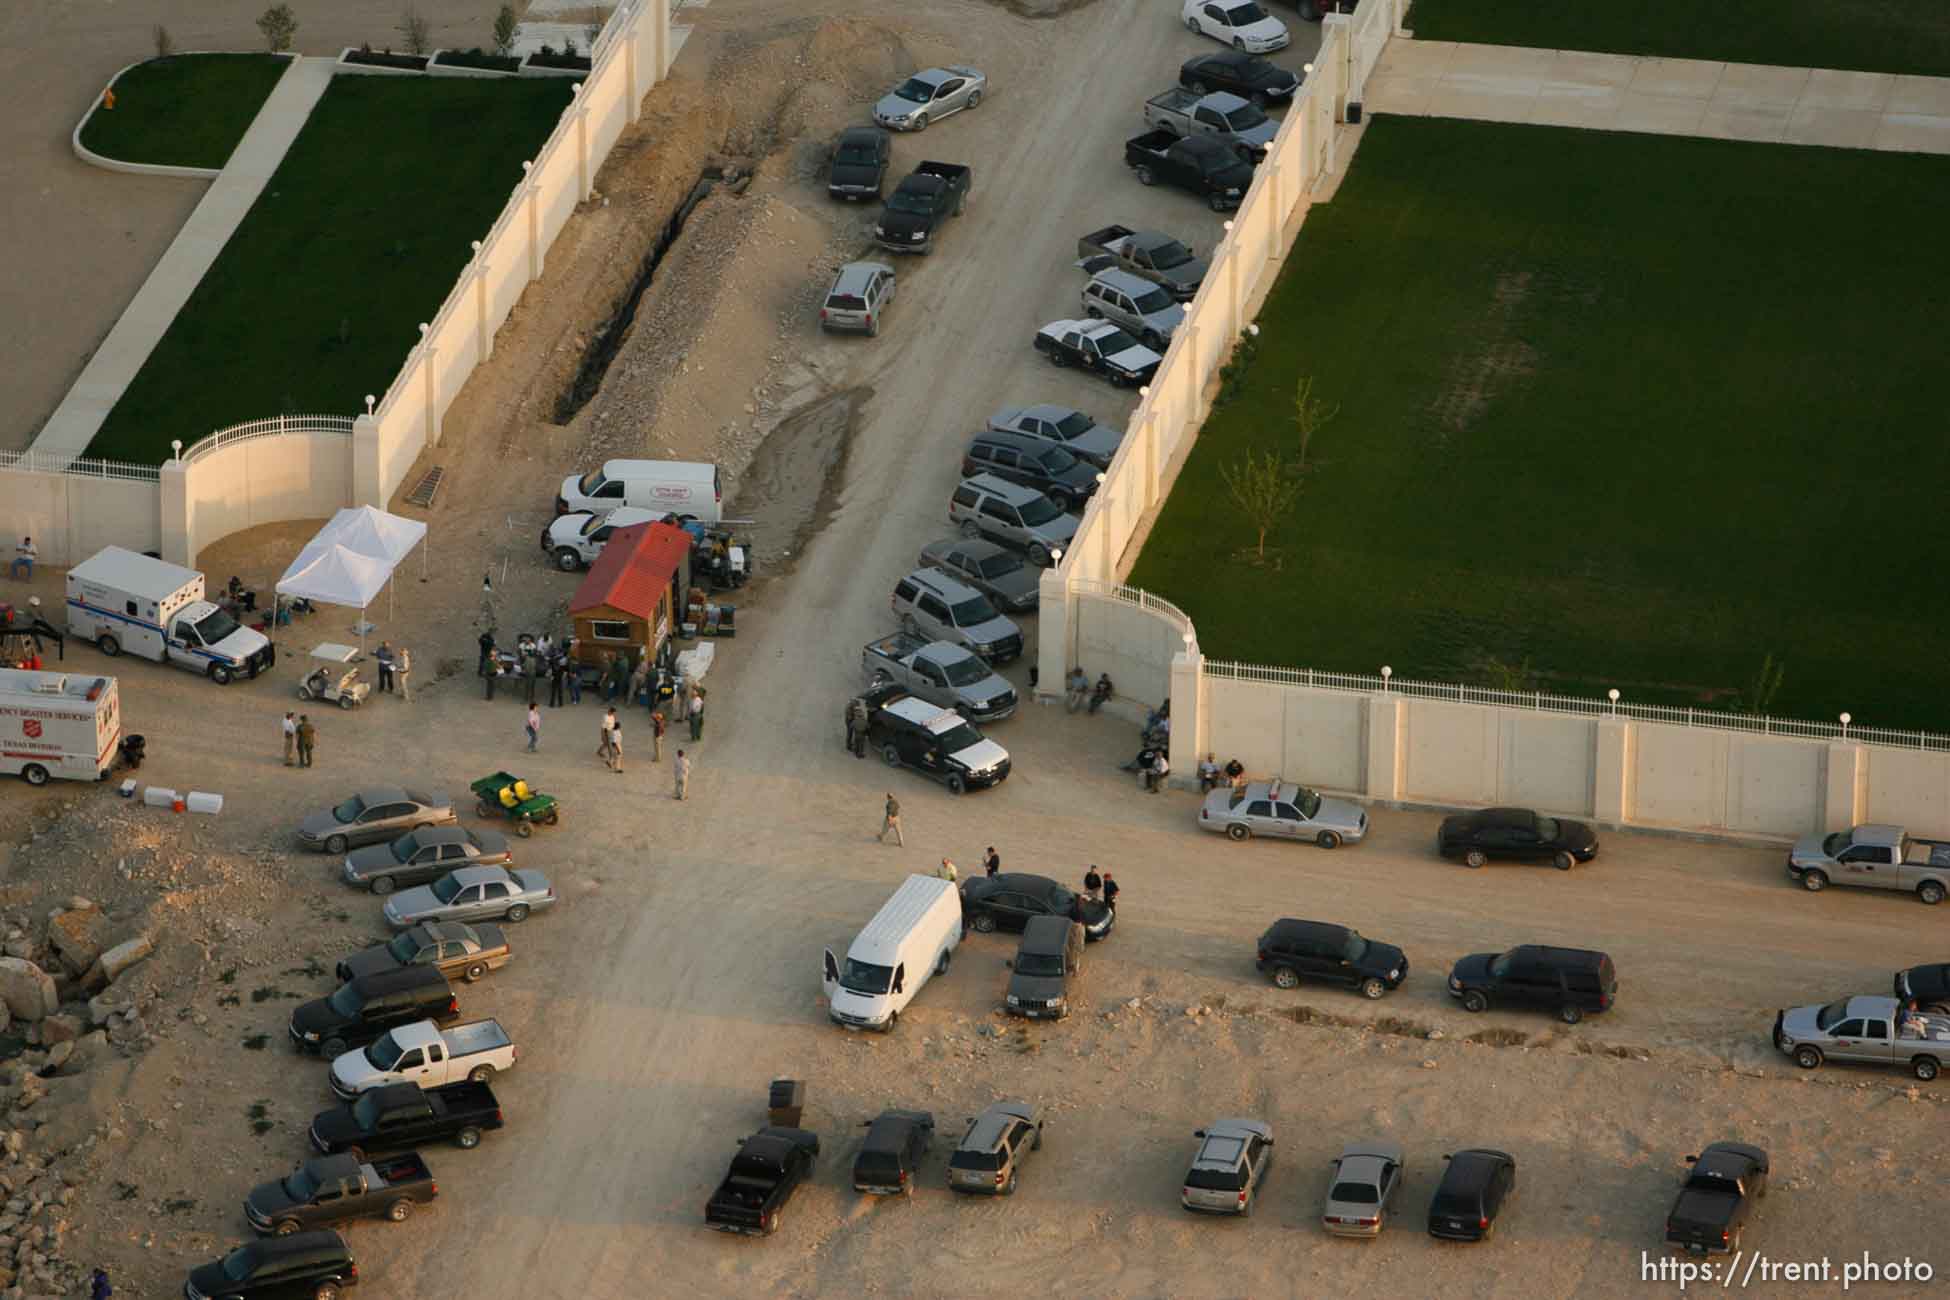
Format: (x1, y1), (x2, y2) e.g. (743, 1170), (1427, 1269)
(982, 846), (1000, 877)
(688, 687), (705, 741)
(651, 709), (666, 762)
(1102, 871), (1120, 910)
(91, 1269), (111, 1300)
(282, 712), (297, 766)
(374, 641), (396, 693)
(525, 704), (541, 752)
(1083, 866), (1102, 901)
(877, 792), (904, 846)
(395, 647), (412, 702)
(548, 654), (566, 707)
(566, 656), (583, 704)
(845, 696), (870, 758)
(295, 715), (316, 768)
(477, 630), (496, 678)
(674, 748), (691, 800)
(598, 707), (618, 770)
(609, 718), (624, 773)
(10, 536), (35, 581)
(936, 857), (958, 883)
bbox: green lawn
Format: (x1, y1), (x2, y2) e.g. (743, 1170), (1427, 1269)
(79, 54), (290, 170)
(1406, 0), (1950, 79)
(1129, 116), (1950, 732)
(88, 76), (572, 464)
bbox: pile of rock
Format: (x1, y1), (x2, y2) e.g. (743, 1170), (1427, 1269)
(0, 1113), (84, 1296)
(0, 899), (154, 1075)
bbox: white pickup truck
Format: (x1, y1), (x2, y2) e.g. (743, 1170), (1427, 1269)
(1786, 823), (1950, 905)
(863, 632), (1016, 723)
(329, 1019), (517, 1100)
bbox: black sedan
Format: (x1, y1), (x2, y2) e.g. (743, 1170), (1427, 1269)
(962, 873), (1113, 941)
(1427, 1148), (1516, 1242)
(828, 125), (891, 200)
(342, 825), (512, 895)
(1437, 807), (1598, 871)
(1179, 51), (1301, 106)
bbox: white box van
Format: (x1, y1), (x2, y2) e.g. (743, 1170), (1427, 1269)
(822, 874), (962, 1031)
(66, 547), (274, 685)
(555, 460), (722, 522)
(0, 669), (121, 786)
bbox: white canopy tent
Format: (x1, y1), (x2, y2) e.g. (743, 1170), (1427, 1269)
(274, 507), (429, 647)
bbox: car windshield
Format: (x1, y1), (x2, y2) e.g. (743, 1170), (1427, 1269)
(385, 932), (421, 962)
(351, 1093), (384, 1128)
(577, 514), (606, 537)
(1489, 952), (1513, 978)
(1130, 285), (1176, 314)
(1094, 327), (1143, 357)
(326, 983), (364, 1016)
(1224, 2), (1268, 23)
(839, 958), (893, 996)
(894, 78), (933, 102)
(1535, 816), (1560, 839)
(950, 594), (999, 624)
(950, 1148), (1003, 1171)
(1816, 999), (1852, 1031)
(1331, 1180), (1380, 1204)
(942, 656), (992, 687)
(221, 1246), (259, 1282)
(331, 796), (367, 824)
(1297, 787), (1322, 817)
(431, 874), (464, 904)
(936, 722), (985, 753)
(1035, 445), (1080, 473)
(1052, 410), (1095, 438)
(366, 1031), (406, 1071)
(390, 833), (421, 862)
(836, 143), (879, 164)
(886, 189), (934, 214)
(1017, 494), (1064, 526)
(1016, 951), (1065, 977)
(1343, 935), (1369, 962)
(577, 470), (606, 495)
(1222, 103), (1269, 130)
(1147, 240), (1194, 269)
(281, 1167), (319, 1200)
(977, 550), (1024, 579)
(193, 607), (241, 644)
(1822, 831), (1851, 856)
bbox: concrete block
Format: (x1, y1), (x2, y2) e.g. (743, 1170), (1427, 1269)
(97, 935), (154, 984)
(0, 959), (57, 1022)
(45, 908), (110, 978)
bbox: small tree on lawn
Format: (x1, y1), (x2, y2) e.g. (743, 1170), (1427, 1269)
(1290, 374), (1339, 475)
(1220, 447), (1303, 562)
(154, 23), (176, 58)
(492, 3), (521, 56)
(257, 3), (298, 52)
(398, 3), (431, 54)
(1740, 653), (1786, 716)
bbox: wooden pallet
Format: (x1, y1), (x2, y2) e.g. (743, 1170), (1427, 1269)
(404, 466), (444, 507)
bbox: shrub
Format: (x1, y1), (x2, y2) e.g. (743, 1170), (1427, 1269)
(153, 23), (175, 58)
(492, 4), (520, 57)
(257, 3), (298, 53)
(398, 3), (431, 55)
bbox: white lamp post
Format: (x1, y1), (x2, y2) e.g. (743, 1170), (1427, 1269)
(1608, 688), (1619, 716)
(1380, 665), (1391, 691)
(1840, 712), (1852, 739)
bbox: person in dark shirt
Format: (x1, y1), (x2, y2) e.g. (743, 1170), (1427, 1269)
(1082, 866), (1102, 900)
(982, 846), (1000, 877)
(1102, 872), (1120, 910)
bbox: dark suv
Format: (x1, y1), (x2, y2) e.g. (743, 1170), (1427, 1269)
(961, 431), (1101, 512)
(1427, 1149), (1516, 1242)
(853, 1109), (935, 1195)
(183, 1229), (359, 1298)
(289, 966), (459, 1058)
(1895, 963), (1950, 1012)
(1006, 915), (1084, 1019)
(1448, 945), (1616, 1024)
(1255, 919), (1406, 1000)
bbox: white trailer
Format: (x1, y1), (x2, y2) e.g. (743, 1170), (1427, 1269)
(65, 547), (273, 685)
(0, 669), (121, 786)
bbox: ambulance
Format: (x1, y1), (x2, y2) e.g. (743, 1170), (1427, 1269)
(0, 669), (121, 786)
(66, 547), (273, 685)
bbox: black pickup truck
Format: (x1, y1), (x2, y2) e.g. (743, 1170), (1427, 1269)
(245, 1151), (438, 1235)
(874, 162), (972, 255)
(704, 1126), (821, 1236)
(309, 1080), (504, 1158)
(1664, 1142), (1769, 1255)
(1124, 130), (1254, 212)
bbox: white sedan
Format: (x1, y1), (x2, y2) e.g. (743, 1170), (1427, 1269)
(1182, 0), (1291, 53)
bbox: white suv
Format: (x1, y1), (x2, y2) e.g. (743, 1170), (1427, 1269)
(1082, 268), (1185, 349)
(949, 474), (1078, 567)
(891, 568), (1024, 664)
(821, 261), (897, 336)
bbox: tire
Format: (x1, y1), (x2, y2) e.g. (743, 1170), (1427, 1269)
(463, 962), (487, 983)
(1047, 489), (1074, 513)
(1004, 1170), (1018, 1195)
(505, 904), (530, 922)
(477, 800), (495, 818)
(456, 1126), (482, 1149)
(1560, 1004), (1583, 1025)
(867, 316), (880, 338)
(1271, 965), (1299, 989)
(959, 519), (984, 539)
(1801, 870), (1828, 892)
(97, 633), (121, 657)
(883, 743), (902, 766)
(273, 1218), (302, 1236)
(387, 1198), (414, 1222)
(881, 1009), (900, 1034)
(516, 819), (533, 839)
(315, 1285), (341, 1300)
(321, 1036), (347, 1059)
(469, 1064), (495, 1083)
(297, 686), (313, 701)
(1186, 15), (1200, 31)
(1047, 347), (1069, 367)
(1360, 977), (1387, 1000)
(1920, 881), (1946, 906)
(1134, 165), (1157, 187)
(1032, 1126), (1043, 1150)
(972, 912), (997, 934)
(546, 809), (560, 826)
(1226, 823), (1250, 842)
(370, 876), (396, 896)
(1914, 1056), (1940, 1081)
(947, 772), (967, 795)
(1029, 543), (1053, 567)
(1251, 91), (1268, 109)
(21, 764), (48, 788)
(1232, 37), (1246, 50)
(936, 949), (951, 975)
(210, 663), (234, 686)
(1142, 330), (1164, 350)
(1208, 192), (1231, 213)
(1461, 990), (1488, 1014)
(1553, 850), (1575, 871)
(1316, 831), (1341, 850)
(1774, 1027), (1793, 1053)
(339, 694), (355, 710)
(1794, 1045), (1823, 1070)
(1464, 850), (1487, 869)
(555, 548), (582, 572)
(968, 89), (982, 109)
(913, 113), (929, 130)
(325, 834), (348, 854)
(1299, 0), (1322, 18)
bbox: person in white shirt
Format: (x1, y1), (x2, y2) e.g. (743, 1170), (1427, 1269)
(10, 537), (35, 581)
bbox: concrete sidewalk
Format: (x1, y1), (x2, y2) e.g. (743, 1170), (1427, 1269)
(1364, 41), (1950, 153)
(32, 55), (336, 468)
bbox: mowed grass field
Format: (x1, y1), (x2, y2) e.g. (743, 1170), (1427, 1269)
(1404, 0), (1950, 79)
(1128, 116), (1950, 731)
(79, 54), (291, 171)
(88, 76), (572, 464)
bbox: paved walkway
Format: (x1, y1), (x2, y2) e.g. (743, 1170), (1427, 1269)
(32, 56), (337, 468)
(1365, 41), (1950, 154)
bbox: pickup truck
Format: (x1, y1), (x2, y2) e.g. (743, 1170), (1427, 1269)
(1076, 225), (1209, 301)
(1663, 1143), (1768, 1255)
(704, 1126), (821, 1236)
(874, 162), (971, 255)
(863, 632), (1017, 723)
(244, 1151), (438, 1235)
(1773, 994), (1950, 1081)
(309, 1080), (505, 1157)
(1787, 823), (1950, 904)
(329, 1018), (517, 1100)
(1124, 130), (1254, 212)
(1141, 88), (1277, 161)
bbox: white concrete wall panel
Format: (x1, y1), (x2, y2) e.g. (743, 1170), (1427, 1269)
(1496, 714), (1596, 815)
(1403, 698), (1497, 804)
(1862, 748), (1950, 830)
(1206, 677), (1286, 779)
(1075, 594), (1173, 717)
(1284, 689), (1367, 792)
(1724, 737), (1825, 835)
(1629, 722), (1726, 829)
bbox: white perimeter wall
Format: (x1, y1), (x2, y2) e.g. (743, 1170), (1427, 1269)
(0, 469), (160, 567)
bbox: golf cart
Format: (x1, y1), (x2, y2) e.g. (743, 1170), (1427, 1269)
(298, 643), (371, 709)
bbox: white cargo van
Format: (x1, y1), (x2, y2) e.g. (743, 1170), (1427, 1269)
(822, 874), (962, 1031)
(0, 669), (121, 786)
(555, 460), (722, 522)
(66, 547), (274, 685)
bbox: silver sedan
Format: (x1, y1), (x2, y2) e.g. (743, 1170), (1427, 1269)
(1198, 779), (1369, 848)
(873, 66), (987, 131)
(1323, 1141), (1405, 1237)
(383, 865), (557, 928)
(297, 787), (455, 854)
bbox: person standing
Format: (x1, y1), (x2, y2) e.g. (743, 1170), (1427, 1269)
(674, 748), (691, 800)
(548, 653), (565, 708)
(877, 792), (904, 846)
(10, 536), (35, 581)
(671, 673), (690, 723)
(282, 712), (297, 767)
(651, 709), (666, 762)
(525, 704), (541, 752)
(477, 630), (495, 678)
(524, 649), (542, 706)
(374, 641), (396, 693)
(609, 718), (625, 773)
(845, 696), (870, 758)
(91, 1269), (111, 1300)
(484, 658), (499, 700)
(296, 715), (316, 768)
(1083, 866), (1102, 900)
(1102, 871), (1120, 910)
(566, 656), (583, 705)
(628, 656), (649, 710)
(395, 647), (412, 702)
(598, 707), (618, 770)
(689, 687), (705, 741)
(982, 846), (1000, 877)
(936, 857), (958, 883)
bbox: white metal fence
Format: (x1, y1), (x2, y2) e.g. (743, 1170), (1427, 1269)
(0, 448), (159, 482)
(179, 414), (354, 464)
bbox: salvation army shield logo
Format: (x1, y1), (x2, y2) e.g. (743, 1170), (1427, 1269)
(22, 720), (41, 739)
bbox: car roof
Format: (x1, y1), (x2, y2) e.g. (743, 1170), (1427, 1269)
(1265, 918), (1351, 946)
(1338, 1139), (1403, 1163)
(904, 565), (984, 600)
(357, 786), (410, 804)
(1203, 1117), (1271, 1142)
(975, 872), (1058, 896)
(1089, 267), (1156, 296)
(447, 865), (514, 888)
(1014, 403), (1088, 423)
(911, 67), (955, 87)
(410, 826), (474, 847)
(971, 429), (1061, 458)
(926, 536), (1009, 562)
(965, 1100), (1036, 1147)
(234, 1230), (354, 1270)
(1202, 90), (1252, 112)
(1018, 914), (1075, 952)
(1450, 1148), (1515, 1171)
(1041, 318), (1090, 335)
(881, 693), (960, 731)
(346, 964), (451, 996)
(863, 1109), (934, 1150)
(1853, 824), (1904, 845)
(1178, 133), (1236, 158)
(838, 125), (887, 144)
(960, 473), (1045, 505)
(1127, 231), (1181, 253)
(833, 261), (893, 291)
(1508, 944), (1609, 968)
(417, 921), (475, 942)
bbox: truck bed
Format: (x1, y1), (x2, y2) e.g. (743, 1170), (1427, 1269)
(1127, 128), (1180, 156)
(444, 1019), (512, 1058)
(1078, 224), (1135, 259)
(1903, 840), (1950, 867)
(367, 1152), (435, 1188)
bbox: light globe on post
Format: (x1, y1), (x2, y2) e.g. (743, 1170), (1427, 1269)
(1840, 711), (1852, 739)
(1380, 665), (1391, 691)
(1608, 688), (1619, 716)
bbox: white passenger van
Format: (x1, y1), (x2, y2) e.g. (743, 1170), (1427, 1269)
(822, 874), (962, 1031)
(554, 460), (722, 522)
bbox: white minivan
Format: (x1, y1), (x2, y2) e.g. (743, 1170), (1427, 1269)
(822, 874), (962, 1032)
(555, 460), (722, 522)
